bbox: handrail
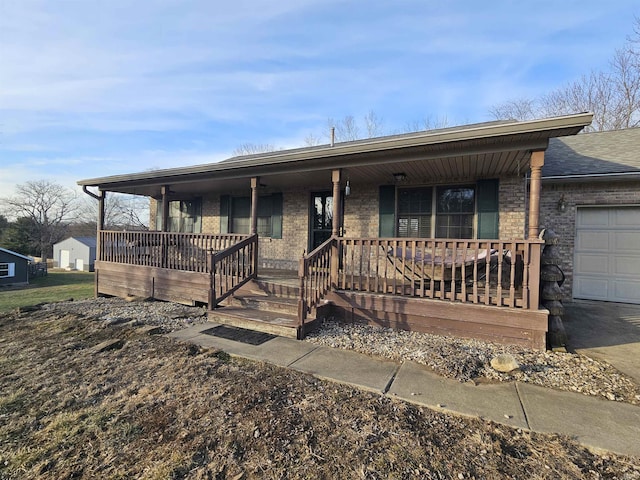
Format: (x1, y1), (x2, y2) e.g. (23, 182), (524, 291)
(209, 234), (258, 308)
(98, 230), (248, 273)
(335, 237), (543, 310)
(298, 236), (336, 331)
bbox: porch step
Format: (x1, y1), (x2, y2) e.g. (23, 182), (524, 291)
(208, 307), (304, 339)
(210, 271), (322, 340)
(226, 294), (299, 316)
(253, 273), (300, 299)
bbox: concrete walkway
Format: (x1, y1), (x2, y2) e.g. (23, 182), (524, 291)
(564, 300), (640, 384)
(169, 323), (640, 459)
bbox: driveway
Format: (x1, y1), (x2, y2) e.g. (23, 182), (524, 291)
(563, 300), (640, 384)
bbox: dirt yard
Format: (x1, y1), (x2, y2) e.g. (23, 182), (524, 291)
(1, 308), (639, 479)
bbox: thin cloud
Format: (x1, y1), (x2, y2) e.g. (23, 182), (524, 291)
(0, 0), (638, 198)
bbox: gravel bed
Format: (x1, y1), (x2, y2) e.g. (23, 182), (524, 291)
(42, 298), (640, 405)
(42, 297), (209, 332)
(305, 320), (640, 405)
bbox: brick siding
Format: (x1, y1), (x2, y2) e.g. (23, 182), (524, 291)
(540, 180), (640, 298)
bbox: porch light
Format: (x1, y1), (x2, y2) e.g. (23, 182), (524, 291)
(393, 172), (407, 182)
(345, 180), (351, 196)
(557, 194), (567, 213)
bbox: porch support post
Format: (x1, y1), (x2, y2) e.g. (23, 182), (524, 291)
(331, 169), (341, 290)
(161, 185), (170, 233)
(81, 185), (105, 297)
(331, 169), (341, 237)
(95, 192), (105, 298)
(528, 151), (544, 239)
(250, 177), (259, 235)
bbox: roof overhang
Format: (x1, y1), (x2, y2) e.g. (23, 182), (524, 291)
(78, 113), (593, 197)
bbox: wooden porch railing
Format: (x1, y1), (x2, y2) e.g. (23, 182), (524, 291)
(298, 237), (543, 323)
(336, 238), (543, 309)
(209, 234), (258, 308)
(99, 231), (248, 273)
(298, 237), (336, 329)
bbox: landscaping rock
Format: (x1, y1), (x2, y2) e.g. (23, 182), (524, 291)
(490, 354), (520, 373)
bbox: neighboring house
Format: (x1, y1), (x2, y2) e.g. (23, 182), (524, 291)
(0, 247), (31, 286)
(540, 128), (640, 305)
(53, 237), (97, 272)
(78, 113), (594, 349)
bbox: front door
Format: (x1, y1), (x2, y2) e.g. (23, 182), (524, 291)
(310, 191), (335, 251)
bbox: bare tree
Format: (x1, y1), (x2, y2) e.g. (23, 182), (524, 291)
(327, 115), (361, 142)
(78, 193), (149, 231)
(303, 132), (323, 146)
(363, 110), (385, 138)
(491, 17), (640, 131)
(488, 99), (537, 122)
(0, 180), (78, 262)
(232, 143), (278, 156)
(402, 115), (450, 132)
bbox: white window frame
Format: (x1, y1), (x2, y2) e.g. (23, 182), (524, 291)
(0, 263), (15, 278)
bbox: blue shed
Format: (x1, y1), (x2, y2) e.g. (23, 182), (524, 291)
(0, 247), (31, 286)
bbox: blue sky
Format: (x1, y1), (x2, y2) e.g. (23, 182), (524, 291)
(1, 0), (638, 198)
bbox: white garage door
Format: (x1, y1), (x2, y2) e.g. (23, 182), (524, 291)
(574, 207), (640, 304)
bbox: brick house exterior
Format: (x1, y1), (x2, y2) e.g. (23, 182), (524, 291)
(540, 128), (640, 303)
(80, 114), (601, 348)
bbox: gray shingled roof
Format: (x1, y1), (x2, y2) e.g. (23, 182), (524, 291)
(544, 127), (640, 177)
(71, 237), (97, 248)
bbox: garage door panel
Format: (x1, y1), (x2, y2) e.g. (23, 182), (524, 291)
(574, 278), (609, 301)
(574, 206), (640, 304)
(613, 280), (640, 303)
(574, 254), (609, 275)
(575, 231), (609, 251)
(613, 209), (640, 227)
(614, 232), (640, 252)
(614, 256), (640, 276)
(577, 209), (611, 227)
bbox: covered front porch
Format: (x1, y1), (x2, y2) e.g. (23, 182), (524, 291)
(94, 228), (546, 347)
(80, 114), (594, 350)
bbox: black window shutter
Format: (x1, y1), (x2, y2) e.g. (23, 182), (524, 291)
(379, 185), (396, 237)
(476, 179), (499, 239)
(220, 195), (230, 234)
(271, 192), (283, 239)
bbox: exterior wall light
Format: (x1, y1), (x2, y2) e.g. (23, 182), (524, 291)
(345, 180), (351, 196)
(393, 172), (407, 182)
(557, 194), (567, 213)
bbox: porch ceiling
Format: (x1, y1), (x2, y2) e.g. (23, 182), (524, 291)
(78, 113), (593, 197)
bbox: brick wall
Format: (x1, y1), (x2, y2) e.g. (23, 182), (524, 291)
(343, 185), (378, 237)
(540, 180), (640, 298)
(499, 176), (527, 239)
(258, 187), (308, 270)
(201, 196), (220, 234)
(149, 198), (158, 229)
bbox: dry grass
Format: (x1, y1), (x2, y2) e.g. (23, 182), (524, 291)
(0, 309), (639, 479)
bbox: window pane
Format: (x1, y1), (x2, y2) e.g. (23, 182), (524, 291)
(324, 196), (333, 231)
(437, 186), (474, 214)
(232, 217), (250, 234)
(398, 187), (432, 214)
(165, 198), (202, 233)
(398, 215), (431, 238)
(436, 214), (473, 239)
(257, 216), (271, 237)
(314, 197), (324, 229)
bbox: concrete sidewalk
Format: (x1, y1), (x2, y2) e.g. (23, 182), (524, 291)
(168, 323), (640, 458)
